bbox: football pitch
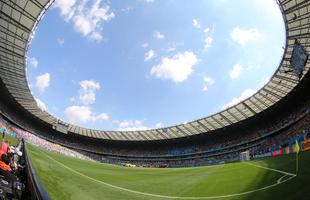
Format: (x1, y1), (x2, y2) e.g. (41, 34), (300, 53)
(27, 144), (310, 200)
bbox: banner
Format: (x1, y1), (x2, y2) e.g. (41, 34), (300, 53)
(272, 149), (282, 157)
(285, 146), (290, 154)
(302, 139), (310, 151)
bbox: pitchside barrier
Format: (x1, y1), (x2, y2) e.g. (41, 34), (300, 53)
(23, 140), (51, 200)
(302, 139), (310, 151)
(271, 136), (310, 157)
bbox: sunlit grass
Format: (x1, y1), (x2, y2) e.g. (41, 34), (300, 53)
(27, 144), (310, 200)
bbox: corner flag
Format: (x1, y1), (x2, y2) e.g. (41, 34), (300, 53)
(295, 140), (300, 154)
(295, 140), (301, 174)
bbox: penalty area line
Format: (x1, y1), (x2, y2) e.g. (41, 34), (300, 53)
(243, 161), (296, 176)
(39, 150), (296, 199)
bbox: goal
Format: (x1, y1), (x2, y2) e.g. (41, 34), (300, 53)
(240, 150), (250, 161)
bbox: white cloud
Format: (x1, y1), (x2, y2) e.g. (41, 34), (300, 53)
(204, 28), (210, 33)
(202, 26), (214, 50)
(230, 27), (262, 46)
(222, 89), (256, 110)
(150, 51), (199, 83)
(54, 0), (115, 42)
(65, 106), (109, 124)
(144, 0), (155, 3)
(204, 76), (215, 85)
(53, 0), (77, 21)
(167, 46), (176, 52)
(255, 0), (281, 18)
(35, 73), (50, 92)
(65, 79), (109, 125)
(57, 38), (65, 45)
(204, 36), (213, 50)
(229, 64), (243, 79)
(28, 57), (38, 68)
(121, 6), (133, 13)
(79, 80), (101, 105)
(116, 120), (149, 131)
(155, 122), (164, 128)
(153, 30), (165, 40)
(114, 120), (163, 131)
(34, 97), (47, 111)
(165, 42), (182, 52)
(202, 85), (209, 92)
(144, 49), (156, 61)
(141, 43), (149, 48)
(202, 76), (215, 92)
(192, 19), (201, 29)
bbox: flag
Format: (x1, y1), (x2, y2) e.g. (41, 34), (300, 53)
(295, 140), (300, 154)
(295, 140), (301, 174)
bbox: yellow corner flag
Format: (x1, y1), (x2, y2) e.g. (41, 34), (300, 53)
(295, 140), (301, 174)
(295, 140), (300, 154)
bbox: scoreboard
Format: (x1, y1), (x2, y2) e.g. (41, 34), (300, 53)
(53, 121), (68, 134)
(290, 39), (308, 77)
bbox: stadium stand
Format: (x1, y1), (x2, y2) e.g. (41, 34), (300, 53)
(0, 76), (309, 167)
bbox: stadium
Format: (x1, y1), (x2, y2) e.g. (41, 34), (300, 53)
(0, 0), (310, 199)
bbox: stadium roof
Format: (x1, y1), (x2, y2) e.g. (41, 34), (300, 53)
(0, 0), (309, 141)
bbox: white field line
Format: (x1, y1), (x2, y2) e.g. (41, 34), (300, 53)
(40, 150), (296, 200)
(277, 175), (289, 184)
(244, 161), (295, 176)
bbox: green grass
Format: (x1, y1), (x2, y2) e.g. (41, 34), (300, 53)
(27, 144), (310, 200)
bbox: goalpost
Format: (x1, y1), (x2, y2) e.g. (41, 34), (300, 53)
(240, 150), (250, 161)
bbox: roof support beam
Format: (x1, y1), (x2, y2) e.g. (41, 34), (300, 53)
(0, 10), (32, 32)
(219, 113), (233, 125)
(259, 91), (277, 104)
(0, 46), (24, 59)
(263, 88), (283, 100)
(188, 123), (202, 135)
(181, 124), (195, 135)
(196, 120), (210, 132)
(270, 79), (294, 90)
(211, 116), (225, 127)
(175, 126), (190, 137)
(284, 1), (310, 14)
(234, 106), (248, 119)
(242, 102), (256, 114)
(248, 98), (263, 112)
(266, 85), (288, 96)
(203, 119), (218, 130)
(0, 28), (27, 43)
(274, 74), (299, 84)
(166, 128), (179, 138)
(226, 109), (240, 121)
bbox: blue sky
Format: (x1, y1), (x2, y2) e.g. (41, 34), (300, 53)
(26, 0), (285, 131)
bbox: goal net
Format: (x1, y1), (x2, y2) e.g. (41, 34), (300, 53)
(240, 150), (250, 161)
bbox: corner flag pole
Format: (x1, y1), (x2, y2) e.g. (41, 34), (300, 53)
(296, 149), (298, 174)
(295, 140), (300, 175)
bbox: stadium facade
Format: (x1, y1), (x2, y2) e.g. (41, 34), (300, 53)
(0, 0), (310, 167)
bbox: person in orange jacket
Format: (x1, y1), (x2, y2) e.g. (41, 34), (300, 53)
(0, 150), (17, 182)
(0, 150), (11, 171)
